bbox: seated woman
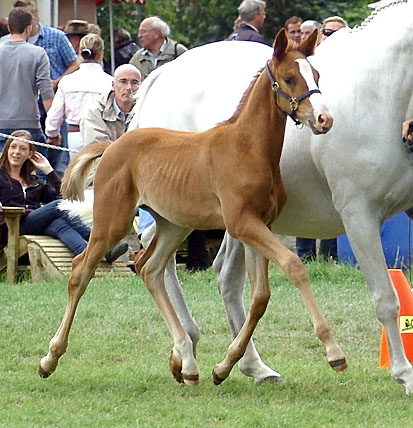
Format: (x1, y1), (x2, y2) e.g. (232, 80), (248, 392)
(0, 130), (127, 262)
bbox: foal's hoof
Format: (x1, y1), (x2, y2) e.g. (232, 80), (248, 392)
(329, 358), (348, 372)
(211, 369), (226, 386)
(38, 364), (52, 378)
(169, 351), (183, 384)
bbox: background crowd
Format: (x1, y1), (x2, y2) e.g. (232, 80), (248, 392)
(0, 0), (397, 271)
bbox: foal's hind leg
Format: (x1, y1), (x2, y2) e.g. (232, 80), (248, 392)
(38, 193), (136, 378)
(136, 218), (198, 385)
(141, 223), (200, 355)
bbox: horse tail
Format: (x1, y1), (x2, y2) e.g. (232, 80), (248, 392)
(61, 141), (111, 201)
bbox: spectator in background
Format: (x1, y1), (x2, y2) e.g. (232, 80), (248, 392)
(295, 17), (348, 262)
(226, 0), (269, 46)
(45, 33), (113, 159)
(129, 16), (187, 81)
(0, 17), (9, 43)
(114, 28), (139, 68)
(284, 16), (302, 43)
(300, 20), (321, 40)
(0, 7), (54, 154)
(64, 19), (89, 55)
(13, 0), (79, 178)
(318, 16), (348, 44)
(80, 64), (141, 144)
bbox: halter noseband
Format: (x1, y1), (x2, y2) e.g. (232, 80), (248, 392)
(265, 61), (321, 126)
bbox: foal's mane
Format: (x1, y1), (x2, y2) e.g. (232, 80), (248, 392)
(217, 69), (263, 127)
(353, 0), (408, 33)
(218, 42), (300, 127)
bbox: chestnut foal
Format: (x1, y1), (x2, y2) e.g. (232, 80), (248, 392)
(39, 29), (341, 385)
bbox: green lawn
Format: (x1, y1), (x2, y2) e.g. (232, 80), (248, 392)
(0, 262), (411, 428)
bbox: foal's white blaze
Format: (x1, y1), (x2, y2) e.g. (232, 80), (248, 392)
(295, 58), (326, 113)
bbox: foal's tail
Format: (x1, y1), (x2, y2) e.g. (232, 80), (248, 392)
(61, 142), (111, 201)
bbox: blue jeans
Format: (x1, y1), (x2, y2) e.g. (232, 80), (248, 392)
(38, 100), (70, 178)
(20, 200), (90, 255)
(296, 237), (337, 261)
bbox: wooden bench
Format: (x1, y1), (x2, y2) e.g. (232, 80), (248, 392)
(0, 207), (133, 283)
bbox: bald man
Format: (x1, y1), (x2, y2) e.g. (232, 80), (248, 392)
(80, 64), (142, 144)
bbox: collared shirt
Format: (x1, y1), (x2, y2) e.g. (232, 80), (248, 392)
(33, 23), (77, 79)
(45, 62), (113, 136)
(113, 99), (134, 130)
(140, 39), (167, 68)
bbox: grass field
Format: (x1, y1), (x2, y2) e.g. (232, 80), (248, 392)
(0, 262), (411, 428)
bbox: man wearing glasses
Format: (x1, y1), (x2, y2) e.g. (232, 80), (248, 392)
(80, 64), (142, 145)
(129, 16), (187, 82)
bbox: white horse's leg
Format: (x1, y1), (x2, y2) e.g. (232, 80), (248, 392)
(213, 233), (281, 383)
(342, 213), (413, 394)
(137, 219), (198, 385)
(141, 223), (200, 354)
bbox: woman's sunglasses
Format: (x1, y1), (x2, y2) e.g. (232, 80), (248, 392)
(322, 28), (338, 37)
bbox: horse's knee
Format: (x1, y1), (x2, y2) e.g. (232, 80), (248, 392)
(251, 289), (271, 320)
(282, 253), (309, 286)
(374, 290), (399, 324)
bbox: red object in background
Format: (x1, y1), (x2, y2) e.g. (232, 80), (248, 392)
(96, 0), (145, 4)
(379, 269), (413, 368)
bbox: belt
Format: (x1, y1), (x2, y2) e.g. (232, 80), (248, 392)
(68, 124), (80, 132)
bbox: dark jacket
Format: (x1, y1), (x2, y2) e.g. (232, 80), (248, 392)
(115, 40), (139, 68)
(0, 167), (61, 250)
(226, 23), (270, 46)
(0, 167), (60, 217)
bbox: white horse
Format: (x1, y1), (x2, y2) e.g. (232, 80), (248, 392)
(129, 0), (413, 393)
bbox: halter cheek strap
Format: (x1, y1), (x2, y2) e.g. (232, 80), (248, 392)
(265, 61), (321, 126)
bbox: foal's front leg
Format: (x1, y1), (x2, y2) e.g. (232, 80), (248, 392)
(136, 218), (198, 385)
(212, 246), (272, 384)
(38, 239), (109, 377)
(213, 234), (282, 383)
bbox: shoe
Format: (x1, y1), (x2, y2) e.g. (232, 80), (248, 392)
(105, 241), (129, 263)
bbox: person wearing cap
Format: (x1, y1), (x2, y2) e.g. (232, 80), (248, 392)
(45, 34), (113, 159)
(64, 19), (89, 55)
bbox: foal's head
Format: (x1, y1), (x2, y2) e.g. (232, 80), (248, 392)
(268, 28), (333, 134)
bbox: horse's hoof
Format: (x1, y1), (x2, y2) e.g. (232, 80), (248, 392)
(182, 373), (199, 386)
(169, 351), (183, 384)
(329, 358), (348, 372)
(211, 369), (226, 385)
(254, 374), (282, 385)
(38, 364), (52, 378)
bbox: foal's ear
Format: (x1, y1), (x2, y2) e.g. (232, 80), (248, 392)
(297, 29), (318, 57)
(273, 28), (289, 62)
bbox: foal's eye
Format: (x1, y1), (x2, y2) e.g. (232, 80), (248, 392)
(284, 77), (293, 85)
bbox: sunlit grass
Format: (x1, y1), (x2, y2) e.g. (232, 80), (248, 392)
(0, 261), (411, 428)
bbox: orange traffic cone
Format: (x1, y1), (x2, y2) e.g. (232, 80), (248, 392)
(379, 269), (413, 368)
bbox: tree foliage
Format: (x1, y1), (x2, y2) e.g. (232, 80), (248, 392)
(97, 0), (373, 51)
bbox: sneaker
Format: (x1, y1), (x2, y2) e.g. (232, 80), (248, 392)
(105, 241), (129, 263)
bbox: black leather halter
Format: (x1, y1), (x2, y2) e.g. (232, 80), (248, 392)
(265, 61), (321, 125)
